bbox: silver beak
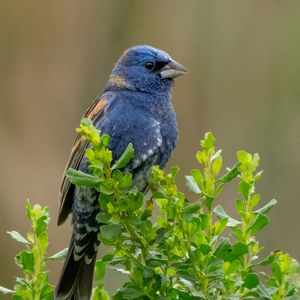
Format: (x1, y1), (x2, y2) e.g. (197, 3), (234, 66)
(159, 59), (188, 79)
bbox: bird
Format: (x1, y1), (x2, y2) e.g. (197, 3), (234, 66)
(55, 45), (187, 300)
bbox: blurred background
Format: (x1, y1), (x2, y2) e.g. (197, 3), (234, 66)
(1, 0), (300, 296)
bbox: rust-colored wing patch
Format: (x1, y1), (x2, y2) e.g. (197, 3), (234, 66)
(57, 95), (107, 226)
(86, 100), (106, 119)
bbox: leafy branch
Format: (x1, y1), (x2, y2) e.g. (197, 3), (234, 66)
(0, 200), (53, 300)
(1, 119), (299, 300)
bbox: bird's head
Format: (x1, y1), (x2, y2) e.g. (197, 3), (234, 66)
(107, 45), (187, 93)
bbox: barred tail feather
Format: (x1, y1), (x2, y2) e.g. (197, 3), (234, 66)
(54, 233), (97, 300)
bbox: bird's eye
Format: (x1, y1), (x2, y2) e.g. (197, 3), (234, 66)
(144, 61), (155, 71)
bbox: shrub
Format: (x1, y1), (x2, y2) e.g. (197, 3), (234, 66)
(1, 119), (299, 299)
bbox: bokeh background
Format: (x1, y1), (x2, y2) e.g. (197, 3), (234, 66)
(1, 0), (300, 296)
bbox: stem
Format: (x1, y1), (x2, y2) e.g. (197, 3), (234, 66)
(179, 217), (205, 285)
(207, 207), (213, 241)
(33, 223), (42, 300)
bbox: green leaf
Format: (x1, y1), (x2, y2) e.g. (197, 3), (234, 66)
(201, 132), (216, 150)
(48, 248), (68, 260)
(225, 242), (248, 262)
(177, 290), (203, 299)
(196, 150), (207, 165)
(218, 163), (240, 183)
(36, 215), (49, 237)
(212, 155), (223, 176)
(109, 214), (120, 224)
(213, 218), (228, 235)
(213, 205), (241, 227)
(7, 231), (30, 244)
(249, 194), (261, 209)
(112, 143), (134, 170)
(199, 244), (212, 255)
(119, 193), (143, 212)
(16, 250), (34, 273)
(95, 260), (106, 280)
(243, 273), (260, 289)
(143, 266), (154, 278)
(248, 213), (269, 235)
(147, 258), (167, 267)
(199, 214), (209, 230)
(92, 284), (111, 300)
(235, 199), (245, 215)
(238, 180), (252, 199)
(252, 153), (260, 170)
(214, 238), (231, 259)
(257, 253), (276, 266)
(102, 252), (114, 262)
(117, 287), (144, 299)
(182, 202), (201, 220)
(185, 175), (201, 194)
(204, 196), (214, 209)
(66, 168), (103, 187)
(0, 286), (14, 294)
(237, 150), (252, 165)
(96, 212), (111, 223)
(99, 183), (114, 195)
(99, 194), (111, 211)
(191, 169), (203, 187)
(112, 169), (123, 183)
(224, 260), (241, 274)
(231, 226), (243, 240)
(125, 215), (141, 226)
(170, 165), (180, 178)
(120, 172), (132, 189)
(255, 283), (273, 299)
(272, 262), (282, 282)
(205, 256), (224, 278)
(253, 170), (263, 182)
(100, 224), (121, 241)
(177, 269), (198, 282)
(25, 199), (32, 219)
(255, 199), (277, 214)
(101, 134), (110, 147)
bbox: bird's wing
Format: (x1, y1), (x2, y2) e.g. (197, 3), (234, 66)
(57, 95), (107, 225)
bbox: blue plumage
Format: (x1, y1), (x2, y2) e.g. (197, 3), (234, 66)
(55, 45), (187, 300)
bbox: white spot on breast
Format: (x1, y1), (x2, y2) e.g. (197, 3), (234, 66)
(151, 119), (160, 128)
(133, 159), (140, 168)
(148, 149), (154, 156)
(157, 136), (163, 146)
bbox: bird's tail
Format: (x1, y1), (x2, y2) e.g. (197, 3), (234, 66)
(54, 230), (99, 300)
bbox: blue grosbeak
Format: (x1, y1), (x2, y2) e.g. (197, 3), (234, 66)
(55, 45), (187, 300)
